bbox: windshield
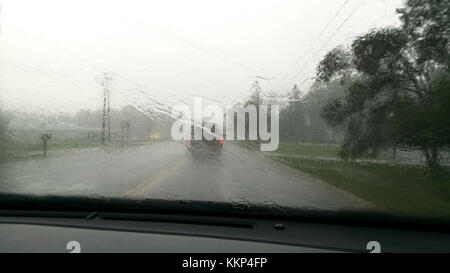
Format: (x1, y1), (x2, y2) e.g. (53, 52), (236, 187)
(0, 0), (449, 225)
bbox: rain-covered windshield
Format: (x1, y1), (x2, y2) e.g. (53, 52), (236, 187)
(0, 0), (449, 223)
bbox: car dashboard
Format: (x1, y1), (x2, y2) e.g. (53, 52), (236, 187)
(0, 210), (449, 253)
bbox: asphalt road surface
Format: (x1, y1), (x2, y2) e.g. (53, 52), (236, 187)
(0, 142), (373, 211)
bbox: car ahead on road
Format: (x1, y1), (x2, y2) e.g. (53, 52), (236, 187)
(184, 123), (223, 155)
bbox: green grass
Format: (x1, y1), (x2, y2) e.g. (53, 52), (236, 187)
(241, 141), (450, 219)
(269, 142), (393, 160)
(273, 142), (341, 158)
(272, 153), (450, 219)
(0, 138), (156, 162)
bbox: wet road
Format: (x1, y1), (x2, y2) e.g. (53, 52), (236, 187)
(0, 142), (372, 211)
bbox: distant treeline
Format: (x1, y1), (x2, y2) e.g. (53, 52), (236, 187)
(1, 105), (172, 140)
(0, 104), (174, 158)
(278, 81), (347, 144)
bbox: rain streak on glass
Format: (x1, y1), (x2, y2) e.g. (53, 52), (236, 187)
(0, 0), (449, 222)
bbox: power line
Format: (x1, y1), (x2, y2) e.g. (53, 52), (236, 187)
(8, 27), (170, 94)
(98, 73), (113, 143)
(3, 30), (187, 121)
(279, 2), (362, 93)
(316, 5), (361, 54)
(317, 0), (351, 39)
(271, 0), (352, 91)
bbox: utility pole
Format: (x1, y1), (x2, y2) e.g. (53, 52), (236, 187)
(40, 133), (51, 157)
(120, 121), (130, 145)
(98, 73), (113, 144)
(250, 80), (261, 140)
(102, 89), (107, 144)
(121, 121), (125, 145)
(107, 88), (111, 141)
(125, 121), (130, 144)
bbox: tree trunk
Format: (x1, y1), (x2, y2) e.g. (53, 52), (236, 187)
(424, 146), (440, 172)
(392, 144), (397, 163)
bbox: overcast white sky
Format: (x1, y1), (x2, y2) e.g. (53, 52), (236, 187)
(0, 0), (405, 116)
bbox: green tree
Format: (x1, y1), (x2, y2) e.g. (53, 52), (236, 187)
(393, 74), (450, 168)
(316, 0), (449, 171)
(279, 82), (346, 143)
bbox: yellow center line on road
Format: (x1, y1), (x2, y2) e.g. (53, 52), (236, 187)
(123, 159), (186, 197)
